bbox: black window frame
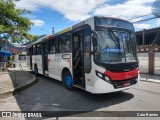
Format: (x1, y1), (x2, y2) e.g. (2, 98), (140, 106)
(58, 32), (71, 53)
(49, 37), (57, 54)
(36, 44), (42, 55)
(83, 27), (92, 73)
(33, 45), (37, 55)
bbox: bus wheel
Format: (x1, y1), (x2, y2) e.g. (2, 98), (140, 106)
(34, 65), (38, 76)
(63, 71), (74, 90)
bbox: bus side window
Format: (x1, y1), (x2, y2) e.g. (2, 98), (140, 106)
(33, 45), (36, 55)
(54, 37), (58, 53)
(84, 28), (92, 73)
(50, 38), (56, 54)
(30, 48), (32, 55)
(37, 44), (41, 55)
(35, 45), (38, 55)
(27, 48), (29, 56)
(59, 33), (71, 53)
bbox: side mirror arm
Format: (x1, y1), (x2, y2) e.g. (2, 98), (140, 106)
(90, 47), (97, 55)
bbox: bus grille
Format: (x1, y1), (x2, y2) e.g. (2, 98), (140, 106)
(108, 64), (138, 72)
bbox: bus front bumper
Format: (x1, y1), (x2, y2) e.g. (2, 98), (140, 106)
(86, 73), (140, 94)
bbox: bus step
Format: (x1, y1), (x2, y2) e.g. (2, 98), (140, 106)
(80, 77), (84, 80)
(44, 74), (49, 77)
(45, 71), (48, 74)
(73, 84), (85, 89)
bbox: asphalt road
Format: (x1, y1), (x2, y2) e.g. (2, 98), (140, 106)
(0, 75), (160, 120)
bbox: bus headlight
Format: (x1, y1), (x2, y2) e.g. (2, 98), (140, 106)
(105, 76), (109, 81)
(95, 70), (110, 83)
(97, 72), (103, 78)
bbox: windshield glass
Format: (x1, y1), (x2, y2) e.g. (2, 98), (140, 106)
(94, 30), (137, 63)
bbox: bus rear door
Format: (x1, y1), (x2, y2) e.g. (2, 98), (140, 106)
(42, 42), (48, 75)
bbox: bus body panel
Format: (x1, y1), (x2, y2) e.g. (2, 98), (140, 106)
(32, 55), (43, 74)
(26, 56), (30, 69)
(86, 78), (139, 94)
(48, 53), (72, 81)
(84, 53), (139, 93)
(85, 61), (140, 93)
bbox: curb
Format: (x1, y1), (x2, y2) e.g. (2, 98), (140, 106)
(13, 76), (38, 95)
(140, 79), (160, 84)
(0, 72), (38, 98)
(0, 89), (14, 98)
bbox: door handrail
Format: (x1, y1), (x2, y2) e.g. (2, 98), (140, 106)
(74, 57), (80, 69)
(74, 49), (80, 60)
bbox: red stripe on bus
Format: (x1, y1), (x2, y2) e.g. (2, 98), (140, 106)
(104, 68), (138, 81)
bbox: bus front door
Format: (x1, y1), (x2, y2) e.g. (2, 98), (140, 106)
(72, 31), (85, 88)
(42, 42), (48, 75)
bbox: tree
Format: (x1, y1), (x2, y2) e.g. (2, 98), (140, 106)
(0, 0), (35, 43)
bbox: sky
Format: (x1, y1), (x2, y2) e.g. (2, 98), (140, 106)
(14, 0), (160, 36)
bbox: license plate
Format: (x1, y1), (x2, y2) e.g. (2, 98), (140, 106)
(123, 82), (130, 87)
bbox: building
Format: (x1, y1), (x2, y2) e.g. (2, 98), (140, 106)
(135, 27), (160, 75)
(136, 27), (160, 46)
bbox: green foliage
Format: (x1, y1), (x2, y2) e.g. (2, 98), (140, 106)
(0, 0), (35, 43)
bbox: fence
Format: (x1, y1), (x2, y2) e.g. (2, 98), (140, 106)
(137, 45), (160, 75)
(137, 45), (160, 53)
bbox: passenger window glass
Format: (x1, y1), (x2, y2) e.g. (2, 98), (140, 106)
(33, 45), (37, 55)
(50, 38), (56, 53)
(37, 44), (41, 55)
(84, 28), (91, 73)
(59, 33), (71, 53)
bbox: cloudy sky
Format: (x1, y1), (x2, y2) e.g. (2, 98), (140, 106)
(15, 0), (160, 36)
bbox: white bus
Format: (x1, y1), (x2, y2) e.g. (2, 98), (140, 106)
(27, 16), (139, 94)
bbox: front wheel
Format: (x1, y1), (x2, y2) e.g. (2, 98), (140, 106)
(63, 71), (75, 90)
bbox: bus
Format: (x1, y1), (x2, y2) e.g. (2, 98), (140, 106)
(27, 16), (139, 94)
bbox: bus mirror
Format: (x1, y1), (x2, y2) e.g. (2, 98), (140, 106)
(90, 47), (97, 55)
(92, 31), (97, 46)
(92, 36), (97, 46)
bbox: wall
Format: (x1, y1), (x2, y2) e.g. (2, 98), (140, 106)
(137, 45), (160, 75)
(154, 53), (160, 75)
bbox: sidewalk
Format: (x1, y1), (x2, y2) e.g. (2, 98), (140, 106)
(0, 66), (37, 98)
(140, 74), (160, 83)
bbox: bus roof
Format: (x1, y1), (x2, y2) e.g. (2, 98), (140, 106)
(28, 16), (132, 47)
(94, 16), (130, 22)
(28, 34), (53, 47)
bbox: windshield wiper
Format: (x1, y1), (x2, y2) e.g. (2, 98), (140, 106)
(108, 28), (120, 47)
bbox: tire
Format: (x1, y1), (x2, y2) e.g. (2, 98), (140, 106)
(63, 71), (75, 90)
(34, 65), (38, 76)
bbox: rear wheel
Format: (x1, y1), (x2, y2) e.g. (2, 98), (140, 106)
(63, 71), (75, 90)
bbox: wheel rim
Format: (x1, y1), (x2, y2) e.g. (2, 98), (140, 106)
(66, 75), (72, 87)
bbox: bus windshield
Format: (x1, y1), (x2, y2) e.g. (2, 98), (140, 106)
(94, 30), (137, 63)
